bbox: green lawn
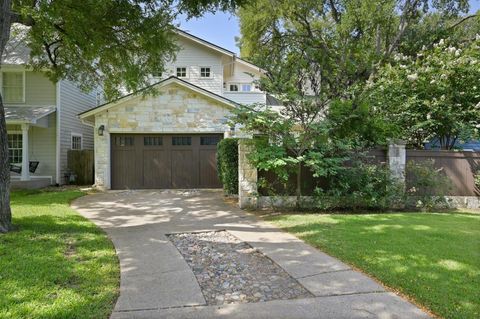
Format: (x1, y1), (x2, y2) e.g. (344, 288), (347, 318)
(268, 212), (480, 319)
(0, 189), (119, 319)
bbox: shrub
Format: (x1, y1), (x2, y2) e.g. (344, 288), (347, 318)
(406, 160), (452, 210)
(313, 162), (404, 211)
(217, 138), (239, 195)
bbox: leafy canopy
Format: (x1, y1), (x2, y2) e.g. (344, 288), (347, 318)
(365, 37), (480, 149)
(10, 0), (247, 98)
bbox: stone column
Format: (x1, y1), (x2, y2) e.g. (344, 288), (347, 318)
(20, 124), (30, 181)
(238, 139), (258, 209)
(388, 140), (406, 185)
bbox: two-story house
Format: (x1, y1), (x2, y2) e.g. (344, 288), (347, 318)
(79, 30), (267, 190)
(3, 35), (97, 188)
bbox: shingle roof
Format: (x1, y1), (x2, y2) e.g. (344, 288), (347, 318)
(5, 105), (56, 123)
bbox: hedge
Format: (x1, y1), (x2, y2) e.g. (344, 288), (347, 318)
(217, 138), (239, 195)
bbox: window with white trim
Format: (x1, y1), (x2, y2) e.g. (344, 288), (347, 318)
(2, 71), (25, 103)
(241, 84), (252, 92)
(71, 134), (82, 150)
(7, 133), (23, 164)
(200, 67), (211, 78)
(176, 67), (187, 78)
(228, 83), (253, 92)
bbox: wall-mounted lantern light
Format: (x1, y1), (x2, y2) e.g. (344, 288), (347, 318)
(98, 125), (105, 136)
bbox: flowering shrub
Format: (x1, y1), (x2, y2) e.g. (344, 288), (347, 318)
(366, 37), (480, 149)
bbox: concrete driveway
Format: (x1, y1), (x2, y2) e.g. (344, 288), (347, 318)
(72, 190), (429, 319)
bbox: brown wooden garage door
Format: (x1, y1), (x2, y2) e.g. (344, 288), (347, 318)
(111, 134), (223, 189)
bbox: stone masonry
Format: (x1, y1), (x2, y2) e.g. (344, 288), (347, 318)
(93, 83), (232, 189)
(238, 139), (258, 209)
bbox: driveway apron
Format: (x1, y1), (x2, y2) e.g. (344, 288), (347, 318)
(72, 190), (430, 319)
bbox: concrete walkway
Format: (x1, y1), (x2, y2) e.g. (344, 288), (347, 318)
(72, 190), (429, 319)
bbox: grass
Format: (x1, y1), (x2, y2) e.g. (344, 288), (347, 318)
(267, 212), (480, 319)
(0, 188), (119, 319)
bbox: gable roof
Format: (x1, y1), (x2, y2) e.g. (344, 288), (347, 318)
(175, 29), (266, 74)
(78, 76), (239, 121)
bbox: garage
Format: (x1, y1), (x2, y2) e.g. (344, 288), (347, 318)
(111, 134), (223, 189)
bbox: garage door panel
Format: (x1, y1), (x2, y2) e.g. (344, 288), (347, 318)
(143, 150), (171, 188)
(112, 149), (138, 189)
(199, 149), (221, 188)
(171, 150), (196, 188)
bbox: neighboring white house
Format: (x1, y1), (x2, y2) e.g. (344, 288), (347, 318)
(79, 30), (267, 190)
(3, 32), (98, 188)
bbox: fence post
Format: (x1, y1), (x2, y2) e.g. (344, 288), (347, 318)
(238, 139), (258, 209)
(388, 140), (406, 187)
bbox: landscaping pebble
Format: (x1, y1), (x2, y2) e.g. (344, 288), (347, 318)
(167, 230), (313, 305)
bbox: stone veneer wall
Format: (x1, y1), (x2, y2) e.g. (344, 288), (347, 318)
(93, 83), (232, 189)
(238, 139), (258, 209)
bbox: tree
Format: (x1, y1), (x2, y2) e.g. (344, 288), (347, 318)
(232, 103), (327, 208)
(238, 0), (470, 103)
(365, 37), (480, 149)
(0, 0), (248, 233)
(232, 0), (470, 207)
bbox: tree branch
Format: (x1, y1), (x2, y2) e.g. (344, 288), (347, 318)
(448, 14), (477, 30)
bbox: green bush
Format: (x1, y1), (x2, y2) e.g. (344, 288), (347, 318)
(313, 162), (404, 211)
(217, 138), (239, 195)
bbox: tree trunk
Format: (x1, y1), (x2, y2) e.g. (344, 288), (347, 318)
(295, 161), (302, 210)
(0, 0), (13, 233)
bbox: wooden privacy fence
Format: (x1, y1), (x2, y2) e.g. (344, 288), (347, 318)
(258, 149), (388, 196)
(258, 148), (480, 197)
(67, 150), (94, 185)
(406, 150), (480, 196)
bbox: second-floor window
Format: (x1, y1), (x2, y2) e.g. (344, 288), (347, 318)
(228, 83), (254, 92)
(200, 67), (211, 78)
(2, 71), (25, 103)
(176, 67), (187, 78)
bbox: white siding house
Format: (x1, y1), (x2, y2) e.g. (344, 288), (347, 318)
(79, 30), (270, 190)
(152, 30), (267, 105)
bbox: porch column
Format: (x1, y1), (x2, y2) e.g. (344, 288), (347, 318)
(21, 123), (30, 181)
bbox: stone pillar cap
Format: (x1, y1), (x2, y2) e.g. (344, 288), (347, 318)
(388, 139), (406, 145)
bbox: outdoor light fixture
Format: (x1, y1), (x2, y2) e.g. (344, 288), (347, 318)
(98, 125), (105, 136)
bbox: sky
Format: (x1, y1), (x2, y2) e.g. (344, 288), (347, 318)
(177, 0), (480, 55)
(176, 12), (241, 54)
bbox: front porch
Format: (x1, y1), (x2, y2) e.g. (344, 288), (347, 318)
(6, 105), (57, 187)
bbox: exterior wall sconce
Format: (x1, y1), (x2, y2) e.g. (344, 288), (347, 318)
(98, 125), (105, 136)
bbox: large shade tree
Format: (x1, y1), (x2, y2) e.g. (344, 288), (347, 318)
(238, 0), (471, 102)
(232, 0), (472, 206)
(0, 0), (248, 233)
